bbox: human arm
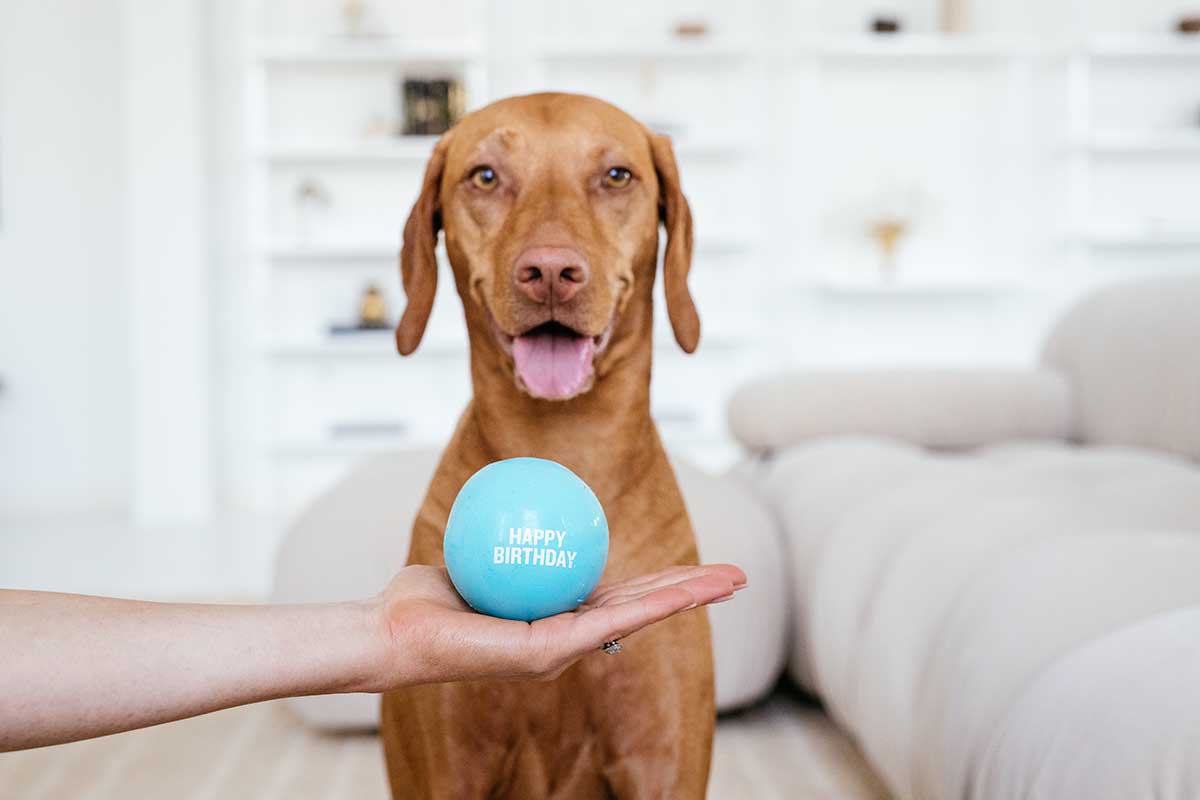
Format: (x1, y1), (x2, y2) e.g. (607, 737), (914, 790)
(0, 562), (744, 751)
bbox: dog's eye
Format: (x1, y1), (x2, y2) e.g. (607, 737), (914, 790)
(603, 167), (633, 189)
(469, 166), (498, 191)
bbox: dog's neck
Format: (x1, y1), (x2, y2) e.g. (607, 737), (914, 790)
(458, 293), (661, 491)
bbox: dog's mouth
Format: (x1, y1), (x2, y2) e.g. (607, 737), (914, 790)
(491, 317), (616, 401)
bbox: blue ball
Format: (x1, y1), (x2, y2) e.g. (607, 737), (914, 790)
(443, 457), (609, 622)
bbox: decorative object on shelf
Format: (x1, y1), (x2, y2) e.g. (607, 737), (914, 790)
(860, 180), (928, 282)
(357, 284), (390, 328)
(673, 20), (711, 39)
(940, 0), (968, 33)
(1178, 15), (1200, 34)
(401, 79), (465, 136)
(869, 219), (908, 282)
(328, 284), (392, 335)
(871, 15), (902, 34)
(340, 0), (382, 38)
(293, 178), (331, 244)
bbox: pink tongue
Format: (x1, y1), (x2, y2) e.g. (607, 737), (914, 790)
(512, 330), (596, 399)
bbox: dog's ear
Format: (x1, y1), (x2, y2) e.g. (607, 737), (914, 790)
(396, 136), (450, 355)
(648, 132), (700, 353)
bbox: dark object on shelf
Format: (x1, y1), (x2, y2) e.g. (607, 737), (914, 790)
(329, 324), (391, 335)
(329, 421), (407, 438)
(674, 20), (710, 38)
(871, 15), (902, 33)
(1178, 15), (1200, 34)
(401, 79), (465, 136)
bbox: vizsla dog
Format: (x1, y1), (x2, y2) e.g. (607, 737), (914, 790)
(380, 93), (713, 798)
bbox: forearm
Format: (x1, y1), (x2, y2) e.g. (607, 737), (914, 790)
(0, 590), (383, 752)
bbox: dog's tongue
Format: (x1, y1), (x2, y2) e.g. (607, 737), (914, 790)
(512, 328), (595, 399)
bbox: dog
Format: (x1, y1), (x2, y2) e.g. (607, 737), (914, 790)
(380, 92), (713, 799)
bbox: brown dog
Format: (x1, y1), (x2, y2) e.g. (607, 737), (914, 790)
(380, 92), (713, 798)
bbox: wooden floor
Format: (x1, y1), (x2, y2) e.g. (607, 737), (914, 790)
(0, 690), (889, 799)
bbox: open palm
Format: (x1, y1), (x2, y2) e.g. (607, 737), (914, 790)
(369, 563), (746, 690)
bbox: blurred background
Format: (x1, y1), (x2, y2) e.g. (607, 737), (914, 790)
(1, 0), (1198, 600)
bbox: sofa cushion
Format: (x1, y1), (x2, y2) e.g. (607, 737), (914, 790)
(760, 437), (1200, 799)
(727, 369), (1073, 454)
(272, 449), (788, 728)
(973, 606), (1200, 800)
(1041, 275), (1200, 462)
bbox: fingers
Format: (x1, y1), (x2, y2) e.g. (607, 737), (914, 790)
(561, 571), (745, 660)
(585, 563), (746, 609)
(563, 586), (699, 658)
(605, 572), (740, 611)
(585, 563), (744, 606)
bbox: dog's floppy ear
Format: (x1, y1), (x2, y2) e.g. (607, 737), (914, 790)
(648, 132), (700, 354)
(396, 136), (450, 355)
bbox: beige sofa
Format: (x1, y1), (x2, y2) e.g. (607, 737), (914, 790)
(274, 276), (1199, 798)
(729, 276), (1200, 799)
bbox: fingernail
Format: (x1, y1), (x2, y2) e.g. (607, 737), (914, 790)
(711, 593), (736, 603)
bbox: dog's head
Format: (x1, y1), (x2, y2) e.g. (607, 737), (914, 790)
(395, 93), (697, 401)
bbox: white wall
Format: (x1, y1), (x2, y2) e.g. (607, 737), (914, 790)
(0, 1), (131, 515)
(0, 0), (214, 520)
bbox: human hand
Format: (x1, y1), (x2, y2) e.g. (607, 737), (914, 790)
(358, 563), (746, 690)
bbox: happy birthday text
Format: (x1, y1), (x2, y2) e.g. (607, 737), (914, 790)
(493, 527), (578, 569)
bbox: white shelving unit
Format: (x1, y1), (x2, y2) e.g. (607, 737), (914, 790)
(232, 1), (1200, 513)
(1064, 34), (1200, 269)
(241, 1), (490, 509)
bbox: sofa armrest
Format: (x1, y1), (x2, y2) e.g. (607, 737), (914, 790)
(728, 368), (1073, 454)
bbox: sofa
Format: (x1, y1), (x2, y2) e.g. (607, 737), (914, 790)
(274, 275), (1200, 798)
(728, 275), (1200, 799)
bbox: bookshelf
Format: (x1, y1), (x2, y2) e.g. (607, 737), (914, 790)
(232, 1), (1200, 513)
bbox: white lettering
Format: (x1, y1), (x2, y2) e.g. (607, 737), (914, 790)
(566, 551), (578, 569)
(493, 546), (504, 564)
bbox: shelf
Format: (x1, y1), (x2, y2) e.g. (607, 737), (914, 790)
(269, 434), (445, 457)
(258, 242), (400, 261)
(259, 231), (756, 262)
(1068, 130), (1200, 153)
(254, 37), (484, 64)
(804, 34), (1047, 60)
(1073, 228), (1200, 247)
(816, 275), (1029, 298)
(262, 327), (755, 362)
(539, 38), (753, 62)
(256, 135), (755, 164)
(257, 137), (439, 163)
(263, 333), (466, 359)
(1086, 35), (1200, 59)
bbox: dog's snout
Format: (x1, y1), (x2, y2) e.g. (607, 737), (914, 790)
(513, 247), (590, 305)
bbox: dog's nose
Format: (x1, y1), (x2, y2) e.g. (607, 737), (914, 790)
(513, 247), (590, 305)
